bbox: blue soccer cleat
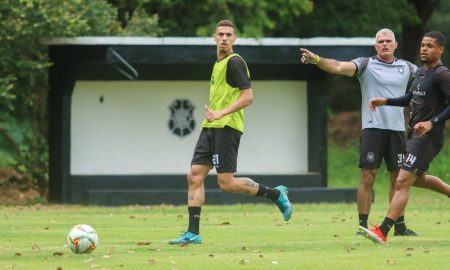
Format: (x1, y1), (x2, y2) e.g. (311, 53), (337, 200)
(275, 185), (292, 221)
(168, 231), (202, 245)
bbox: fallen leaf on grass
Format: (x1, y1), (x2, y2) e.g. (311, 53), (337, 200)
(208, 254), (216, 258)
(56, 267), (63, 270)
(220, 221), (230, 225)
(345, 246), (355, 253)
(406, 247), (414, 251)
(148, 258), (157, 265)
(240, 259), (251, 265)
(53, 252), (64, 256)
(136, 242), (152, 246)
(32, 244), (41, 251)
(406, 253), (412, 257)
(259, 254), (264, 258)
(15, 252), (21, 256)
(241, 246), (247, 251)
(386, 259), (397, 265)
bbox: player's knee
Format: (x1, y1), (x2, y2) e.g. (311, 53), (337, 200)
(187, 170), (203, 187)
(394, 176), (409, 191)
(361, 170), (376, 186)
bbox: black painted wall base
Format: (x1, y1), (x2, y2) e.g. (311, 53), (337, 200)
(86, 187), (358, 206)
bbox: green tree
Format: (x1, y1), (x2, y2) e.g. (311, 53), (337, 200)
(0, 0), (121, 195)
(0, 0), (163, 197)
(425, 0), (449, 64)
(110, 0), (313, 37)
(280, 0), (419, 37)
(402, 0), (440, 63)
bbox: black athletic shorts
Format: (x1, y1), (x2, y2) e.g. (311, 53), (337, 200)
(402, 133), (444, 175)
(191, 126), (242, 173)
(359, 128), (405, 171)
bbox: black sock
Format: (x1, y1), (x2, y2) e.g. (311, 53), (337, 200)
(395, 216), (407, 234)
(255, 184), (280, 202)
(379, 217), (395, 236)
(187, 206), (201, 235)
(359, 213), (368, 228)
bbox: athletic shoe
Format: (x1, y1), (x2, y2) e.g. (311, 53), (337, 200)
(394, 228), (419, 236)
(358, 225), (387, 244)
(274, 185), (292, 221)
(168, 231), (202, 245)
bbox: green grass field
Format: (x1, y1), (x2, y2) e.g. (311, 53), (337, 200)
(0, 190), (449, 270)
(1, 140), (449, 269)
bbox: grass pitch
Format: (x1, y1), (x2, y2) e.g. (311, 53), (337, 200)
(0, 189), (449, 270)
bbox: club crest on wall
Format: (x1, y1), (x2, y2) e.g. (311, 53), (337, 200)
(169, 99), (195, 137)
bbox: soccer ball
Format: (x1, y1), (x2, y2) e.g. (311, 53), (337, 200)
(67, 224), (98, 254)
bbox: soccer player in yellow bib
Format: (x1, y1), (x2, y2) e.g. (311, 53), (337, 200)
(169, 20), (292, 245)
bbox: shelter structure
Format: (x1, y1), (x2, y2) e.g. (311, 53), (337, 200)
(44, 37), (374, 205)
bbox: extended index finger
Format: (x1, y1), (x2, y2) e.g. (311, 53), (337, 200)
(299, 48), (309, 54)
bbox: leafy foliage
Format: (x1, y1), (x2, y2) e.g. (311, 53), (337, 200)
(135, 0), (313, 37)
(119, 9), (163, 36)
(425, 0), (450, 65)
(0, 0), (162, 196)
(288, 0), (419, 37)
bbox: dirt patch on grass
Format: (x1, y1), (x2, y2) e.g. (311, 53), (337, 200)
(0, 167), (44, 205)
(328, 111), (361, 145)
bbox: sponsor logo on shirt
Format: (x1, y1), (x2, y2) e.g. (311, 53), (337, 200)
(413, 90), (426, 96)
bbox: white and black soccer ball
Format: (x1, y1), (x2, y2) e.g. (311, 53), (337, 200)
(67, 224), (98, 254)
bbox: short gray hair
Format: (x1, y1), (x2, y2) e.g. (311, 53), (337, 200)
(375, 28), (396, 42)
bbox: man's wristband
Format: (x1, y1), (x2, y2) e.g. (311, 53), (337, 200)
(431, 117), (439, 127)
(311, 55), (320, 65)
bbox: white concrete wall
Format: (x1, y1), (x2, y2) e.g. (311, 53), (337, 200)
(71, 81), (308, 175)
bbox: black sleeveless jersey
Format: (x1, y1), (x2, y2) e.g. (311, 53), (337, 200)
(408, 63), (450, 135)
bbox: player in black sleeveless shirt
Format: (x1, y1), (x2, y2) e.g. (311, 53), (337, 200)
(360, 31), (450, 243)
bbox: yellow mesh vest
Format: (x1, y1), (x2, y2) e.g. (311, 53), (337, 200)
(202, 53), (250, 133)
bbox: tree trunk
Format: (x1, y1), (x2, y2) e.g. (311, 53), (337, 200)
(402, 0), (439, 62)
